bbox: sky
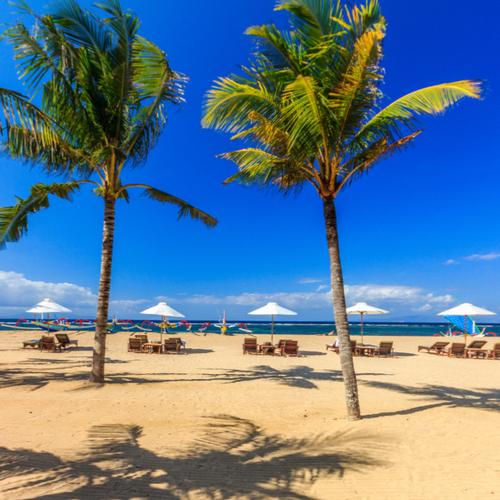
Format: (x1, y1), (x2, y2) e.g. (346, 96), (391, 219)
(1, 0), (499, 321)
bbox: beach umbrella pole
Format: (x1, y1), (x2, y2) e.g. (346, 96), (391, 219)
(271, 314), (275, 344)
(360, 312), (364, 345)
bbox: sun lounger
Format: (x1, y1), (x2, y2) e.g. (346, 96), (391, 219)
(128, 337), (145, 353)
(446, 343), (466, 357)
(280, 340), (299, 357)
(374, 341), (394, 357)
(243, 338), (258, 354)
(465, 340), (488, 359)
(328, 340), (357, 354)
(418, 341), (449, 354)
(134, 334), (149, 343)
(488, 343), (500, 359)
(22, 339), (40, 349)
(55, 333), (78, 349)
(39, 336), (62, 352)
(163, 338), (182, 354)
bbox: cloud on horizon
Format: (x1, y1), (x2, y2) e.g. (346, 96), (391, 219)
(444, 252), (500, 266)
(171, 283), (455, 315)
(0, 269), (455, 319)
(0, 270), (146, 317)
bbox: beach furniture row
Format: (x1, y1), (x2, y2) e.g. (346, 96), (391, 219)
(22, 334), (78, 352)
(128, 335), (185, 354)
(418, 340), (500, 359)
(242, 338), (299, 356)
(326, 340), (394, 357)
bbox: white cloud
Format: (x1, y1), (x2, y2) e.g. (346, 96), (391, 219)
(298, 278), (323, 284)
(0, 270), (454, 319)
(173, 284), (454, 314)
(464, 252), (500, 262)
(0, 270), (97, 311)
(0, 270), (148, 317)
(444, 252), (500, 265)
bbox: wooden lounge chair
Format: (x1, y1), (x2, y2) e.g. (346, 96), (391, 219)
(273, 339), (287, 356)
(22, 339), (40, 349)
(465, 340), (488, 359)
(243, 338), (258, 354)
(163, 338), (182, 354)
(488, 343), (500, 360)
(328, 340), (357, 354)
(39, 336), (62, 352)
(418, 341), (449, 354)
(446, 343), (466, 357)
(374, 341), (394, 357)
(467, 340), (487, 350)
(128, 337), (145, 353)
(55, 333), (78, 349)
(134, 334), (149, 343)
(281, 340), (299, 357)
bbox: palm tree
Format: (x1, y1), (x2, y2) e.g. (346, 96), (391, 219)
(203, 0), (480, 419)
(0, 0), (217, 383)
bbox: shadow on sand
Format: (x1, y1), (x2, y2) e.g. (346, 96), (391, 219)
(202, 366), (390, 389)
(0, 415), (387, 499)
(361, 380), (500, 419)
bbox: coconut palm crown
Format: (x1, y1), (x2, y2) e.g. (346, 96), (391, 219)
(203, 0), (481, 419)
(0, 0), (217, 383)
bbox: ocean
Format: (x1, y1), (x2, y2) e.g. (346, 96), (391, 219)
(1, 319), (500, 337)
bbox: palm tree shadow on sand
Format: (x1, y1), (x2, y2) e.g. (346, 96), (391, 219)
(361, 380), (500, 419)
(0, 415), (387, 499)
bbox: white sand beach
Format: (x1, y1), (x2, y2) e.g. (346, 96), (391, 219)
(0, 331), (498, 499)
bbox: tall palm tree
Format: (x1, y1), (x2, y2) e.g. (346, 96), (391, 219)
(203, 0), (480, 419)
(0, 0), (217, 383)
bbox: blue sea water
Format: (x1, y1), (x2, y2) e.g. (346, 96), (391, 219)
(1, 319), (500, 337)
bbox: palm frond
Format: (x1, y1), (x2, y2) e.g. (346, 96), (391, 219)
(202, 75), (278, 134)
(276, 0), (342, 39)
(125, 36), (186, 164)
(245, 24), (303, 73)
(281, 75), (331, 154)
(0, 182), (83, 249)
(336, 131), (420, 194)
(329, 28), (384, 137)
(356, 80), (482, 145)
(123, 184), (217, 227)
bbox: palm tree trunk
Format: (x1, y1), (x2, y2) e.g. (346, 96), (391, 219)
(89, 195), (116, 384)
(323, 197), (361, 420)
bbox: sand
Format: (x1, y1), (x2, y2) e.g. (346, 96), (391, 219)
(0, 330), (498, 499)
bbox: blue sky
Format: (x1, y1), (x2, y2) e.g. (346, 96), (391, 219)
(1, 0), (499, 321)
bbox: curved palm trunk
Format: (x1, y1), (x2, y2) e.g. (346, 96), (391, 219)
(323, 198), (361, 420)
(89, 196), (116, 384)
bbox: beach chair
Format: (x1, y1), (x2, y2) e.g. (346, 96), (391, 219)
(488, 343), (500, 359)
(281, 340), (299, 357)
(128, 337), (145, 353)
(418, 341), (449, 354)
(243, 338), (258, 354)
(446, 343), (466, 357)
(163, 338), (182, 354)
(39, 336), (62, 352)
(465, 340), (488, 359)
(134, 334), (149, 343)
(22, 339), (40, 349)
(329, 340), (357, 355)
(55, 333), (78, 349)
(273, 339), (287, 356)
(374, 342), (394, 357)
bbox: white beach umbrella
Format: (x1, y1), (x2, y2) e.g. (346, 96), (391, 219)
(248, 302), (297, 344)
(437, 303), (495, 346)
(26, 298), (71, 318)
(346, 302), (389, 344)
(140, 302), (185, 342)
